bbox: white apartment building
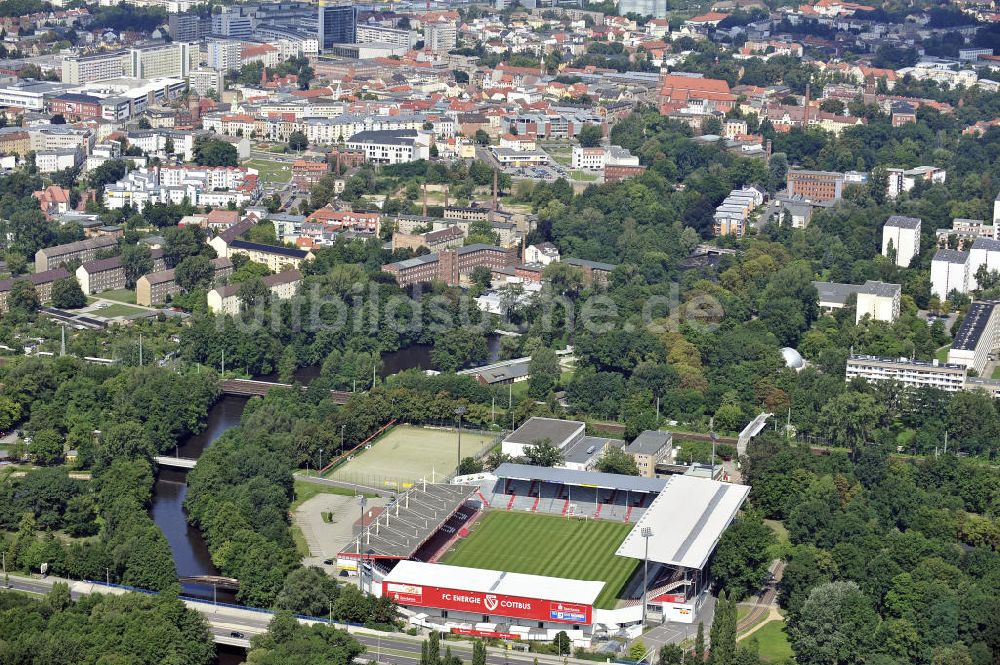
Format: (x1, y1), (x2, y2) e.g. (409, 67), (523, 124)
(846, 355), (967, 392)
(572, 146), (605, 170)
(356, 24), (417, 48)
(967, 237), (1000, 290)
(947, 300), (1000, 375)
(0, 81), (66, 111)
(129, 42), (191, 79)
(61, 51), (127, 84)
(345, 129), (431, 165)
(424, 21), (457, 53)
(882, 215), (921, 267)
(187, 68), (224, 96)
(931, 249), (970, 299)
(35, 148), (81, 173)
(887, 165), (946, 199)
(855, 281), (902, 324)
(207, 40), (242, 72)
(211, 9), (252, 39)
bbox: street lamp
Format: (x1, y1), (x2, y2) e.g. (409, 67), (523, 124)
(641, 527), (654, 627)
(319, 447), (324, 473)
(455, 406), (467, 472)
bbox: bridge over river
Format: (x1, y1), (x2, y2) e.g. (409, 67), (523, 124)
(221, 378), (352, 403)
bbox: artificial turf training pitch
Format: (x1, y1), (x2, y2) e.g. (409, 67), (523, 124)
(441, 510), (639, 609)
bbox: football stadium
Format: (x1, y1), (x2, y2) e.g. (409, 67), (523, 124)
(336, 427), (749, 644)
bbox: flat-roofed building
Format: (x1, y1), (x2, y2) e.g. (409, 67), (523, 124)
(624, 430), (673, 478)
(815, 280), (901, 324)
(845, 355), (966, 392)
(35, 235), (118, 272)
(931, 248), (970, 299)
(947, 300), (1000, 376)
(382, 244), (514, 287)
(61, 51), (127, 84)
(882, 215), (921, 267)
(786, 169), (845, 203)
(501, 417), (586, 458)
(564, 257), (616, 286)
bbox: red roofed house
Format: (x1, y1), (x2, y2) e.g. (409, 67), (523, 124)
(685, 11), (730, 26)
(659, 74), (736, 113)
(207, 209), (240, 230)
(33, 185), (71, 219)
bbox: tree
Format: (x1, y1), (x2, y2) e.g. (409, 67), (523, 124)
(787, 581), (879, 665)
(658, 644), (684, 665)
(88, 159), (127, 190)
(710, 515), (775, 600)
(431, 328), (489, 373)
(7, 279), (39, 314)
(595, 446), (640, 475)
(527, 347), (561, 398)
(121, 243), (154, 289)
(702, 116), (723, 136)
(472, 640), (487, 665)
(174, 255), (213, 291)
(288, 131), (308, 151)
(458, 457), (484, 475)
(817, 391), (885, 454)
(237, 276), (271, 309)
(274, 566), (339, 617)
(474, 129), (491, 145)
(629, 640), (648, 662)
(523, 438), (563, 467)
(553, 631), (570, 655)
(709, 590), (737, 665)
(577, 124), (603, 147)
(29, 428), (63, 465)
(163, 225), (208, 267)
(0, 395), (22, 432)
(194, 137), (238, 167)
(5, 251), (26, 275)
(50, 276), (86, 309)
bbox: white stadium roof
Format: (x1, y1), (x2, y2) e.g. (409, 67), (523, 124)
(383, 561), (605, 605)
(616, 476), (750, 571)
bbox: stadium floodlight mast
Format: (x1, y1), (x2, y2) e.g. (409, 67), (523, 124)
(455, 406), (467, 471)
(641, 526), (654, 627)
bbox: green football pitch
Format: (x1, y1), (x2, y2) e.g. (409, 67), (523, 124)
(441, 511), (639, 609)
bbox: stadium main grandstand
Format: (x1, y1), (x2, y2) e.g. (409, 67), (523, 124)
(336, 455), (749, 642)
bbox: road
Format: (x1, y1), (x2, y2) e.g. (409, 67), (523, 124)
(2, 575), (596, 665)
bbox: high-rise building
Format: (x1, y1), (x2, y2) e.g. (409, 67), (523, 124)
(129, 42), (191, 79)
(207, 40), (242, 72)
(318, 2), (357, 50)
(187, 68), (224, 96)
(212, 8), (253, 40)
(167, 12), (203, 42)
(424, 21), (457, 53)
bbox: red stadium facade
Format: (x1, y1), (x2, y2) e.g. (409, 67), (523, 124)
(382, 581), (593, 625)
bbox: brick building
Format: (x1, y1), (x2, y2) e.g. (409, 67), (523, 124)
(382, 244), (514, 287)
(292, 160), (329, 188)
(786, 169), (845, 203)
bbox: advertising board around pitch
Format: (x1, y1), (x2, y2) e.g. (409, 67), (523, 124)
(382, 581), (594, 625)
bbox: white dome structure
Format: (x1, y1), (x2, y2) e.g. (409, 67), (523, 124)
(781, 347), (805, 371)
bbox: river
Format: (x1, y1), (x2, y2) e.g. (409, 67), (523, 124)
(149, 336), (501, 663)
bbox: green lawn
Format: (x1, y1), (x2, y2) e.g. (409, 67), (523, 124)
(441, 511), (638, 609)
(569, 170), (598, 182)
(745, 620), (794, 662)
(991, 366), (1000, 379)
(98, 288), (136, 304)
(96, 304), (147, 318)
(246, 158), (293, 184)
(936, 345), (949, 363)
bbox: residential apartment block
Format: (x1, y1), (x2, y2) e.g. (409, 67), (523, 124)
(75, 250), (166, 294)
(623, 430), (673, 478)
(947, 300), (1000, 376)
(0, 268), (71, 314)
(136, 257), (233, 307)
(882, 215), (921, 267)
(227, 240), (314, 272)
(814, 280), (901, 324)
(207, 269), (302, 315)
(845, 355), (966, 392)
(35, 235), (118, 272)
